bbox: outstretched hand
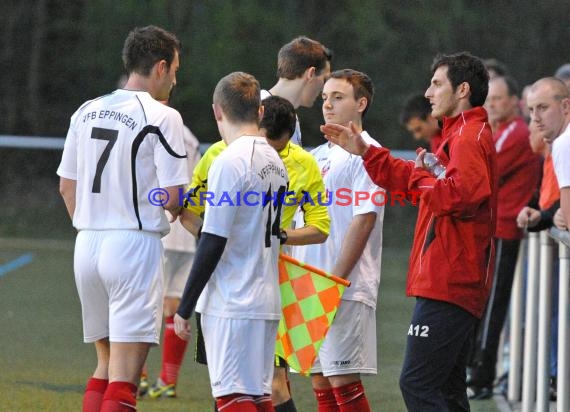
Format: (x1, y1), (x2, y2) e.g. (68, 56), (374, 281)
(321, 121), (370, 156)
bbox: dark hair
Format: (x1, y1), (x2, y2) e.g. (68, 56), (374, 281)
(213, 72), (261, 124)
(432, 52), (489, 107)
(277, 36), (332, 80)
(399, 94), (432, 125)
(328, 69), (374, 117)
(491, 75), (520, 97)
(122, 25), (181, 76)
(483, 58), (509, 77)
(260, 96), (296, 141)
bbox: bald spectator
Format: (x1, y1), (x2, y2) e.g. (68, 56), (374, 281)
(526, 78), (570, 231)
(517, 123), (562, 401)
(399, 94), (443, 153)
(468, 76), (541, 399)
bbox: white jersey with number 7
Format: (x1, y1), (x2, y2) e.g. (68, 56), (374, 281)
(57, 89), (189, 236)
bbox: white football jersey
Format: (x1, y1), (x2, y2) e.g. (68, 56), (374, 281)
(196, 136), (289, 320)
(261, 89), (302, 146)
(292, 131), (384, 308)
(553, 122), (570, 189)
(57, 89), (189, 236)
(161, 125), (201, 252)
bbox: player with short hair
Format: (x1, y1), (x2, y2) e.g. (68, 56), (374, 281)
(174, 72), (289, 412)
(263, 36), (332, 147)
(292, 69), (384, 412)
(181, 95), (330, 412)
(57, 25), (188, 412)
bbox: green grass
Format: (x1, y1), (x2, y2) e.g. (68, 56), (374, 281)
(0, 235), (498, 411)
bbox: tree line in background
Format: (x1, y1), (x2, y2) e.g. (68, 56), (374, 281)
(0, 0), (568, 238)
(2, 0), (568, 148)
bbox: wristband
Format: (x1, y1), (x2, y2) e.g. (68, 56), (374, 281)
(280, 229), (288, 245)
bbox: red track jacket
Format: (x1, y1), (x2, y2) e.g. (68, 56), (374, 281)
(362, 107), (497, 318)
(493, 117), (541, 239)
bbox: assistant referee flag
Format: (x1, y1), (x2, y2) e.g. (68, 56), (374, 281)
(275, 254), (350, 375)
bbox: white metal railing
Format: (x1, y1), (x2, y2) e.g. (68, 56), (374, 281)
(0, 135), (418, 160)
(510, 228), (569, 412)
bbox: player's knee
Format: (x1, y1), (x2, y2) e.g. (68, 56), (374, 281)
(311, 373), (331, 390)
(329, 373), (360, 388)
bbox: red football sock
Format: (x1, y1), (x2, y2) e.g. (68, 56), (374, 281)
(216, 394), (258, 411)
(314, 388), (339, 412)
(83, 377), (108, 412)
(254, 394), (274, 411)
(332, 381), (371, 412)
(159, 315), (189, 385)
(100, 381), (137, 411)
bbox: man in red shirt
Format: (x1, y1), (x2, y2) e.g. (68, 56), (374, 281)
(322, 52), (497, 412)
(399, 94), (443, 153)
(467, 76), (541, 398)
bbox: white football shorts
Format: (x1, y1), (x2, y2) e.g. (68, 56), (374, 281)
(163, 250), (194, 298)
(312, 300), (377, 376)
(74, 229), (164, 344)
(201, 314), (279, 397)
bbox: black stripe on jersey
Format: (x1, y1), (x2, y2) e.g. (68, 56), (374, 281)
(250, 139), (257, 166)
(135, 95), (147, 124)
(131, 125), (187, 230)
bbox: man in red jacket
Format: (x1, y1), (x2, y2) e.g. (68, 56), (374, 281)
(322, 52), (497, 412)
(467, 75), (541, 398)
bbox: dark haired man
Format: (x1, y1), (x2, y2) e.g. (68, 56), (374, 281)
(322, 52), (498, 411)
(264, 36), (332, 146)
(400, 94), (442, 152)
(57, 25), (188, 412)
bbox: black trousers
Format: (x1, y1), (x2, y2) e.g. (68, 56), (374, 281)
(468, 238), (520, 387)
(400, 298), (478, 412)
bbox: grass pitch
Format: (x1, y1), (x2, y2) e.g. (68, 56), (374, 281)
(0, 235), (498, 411)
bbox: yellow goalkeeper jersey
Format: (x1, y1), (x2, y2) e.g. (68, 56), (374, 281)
(184, 140), (329, 235)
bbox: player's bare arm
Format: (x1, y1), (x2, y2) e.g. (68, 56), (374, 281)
(331, 212), (377, 279)
(321, 121), (370, 156)
(559, 188), (570, 231)
(162, 185), (186, 222)
(179, 208), (203, 237)
(283, 226), (327, 245)
(59, 177), (76, 219)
